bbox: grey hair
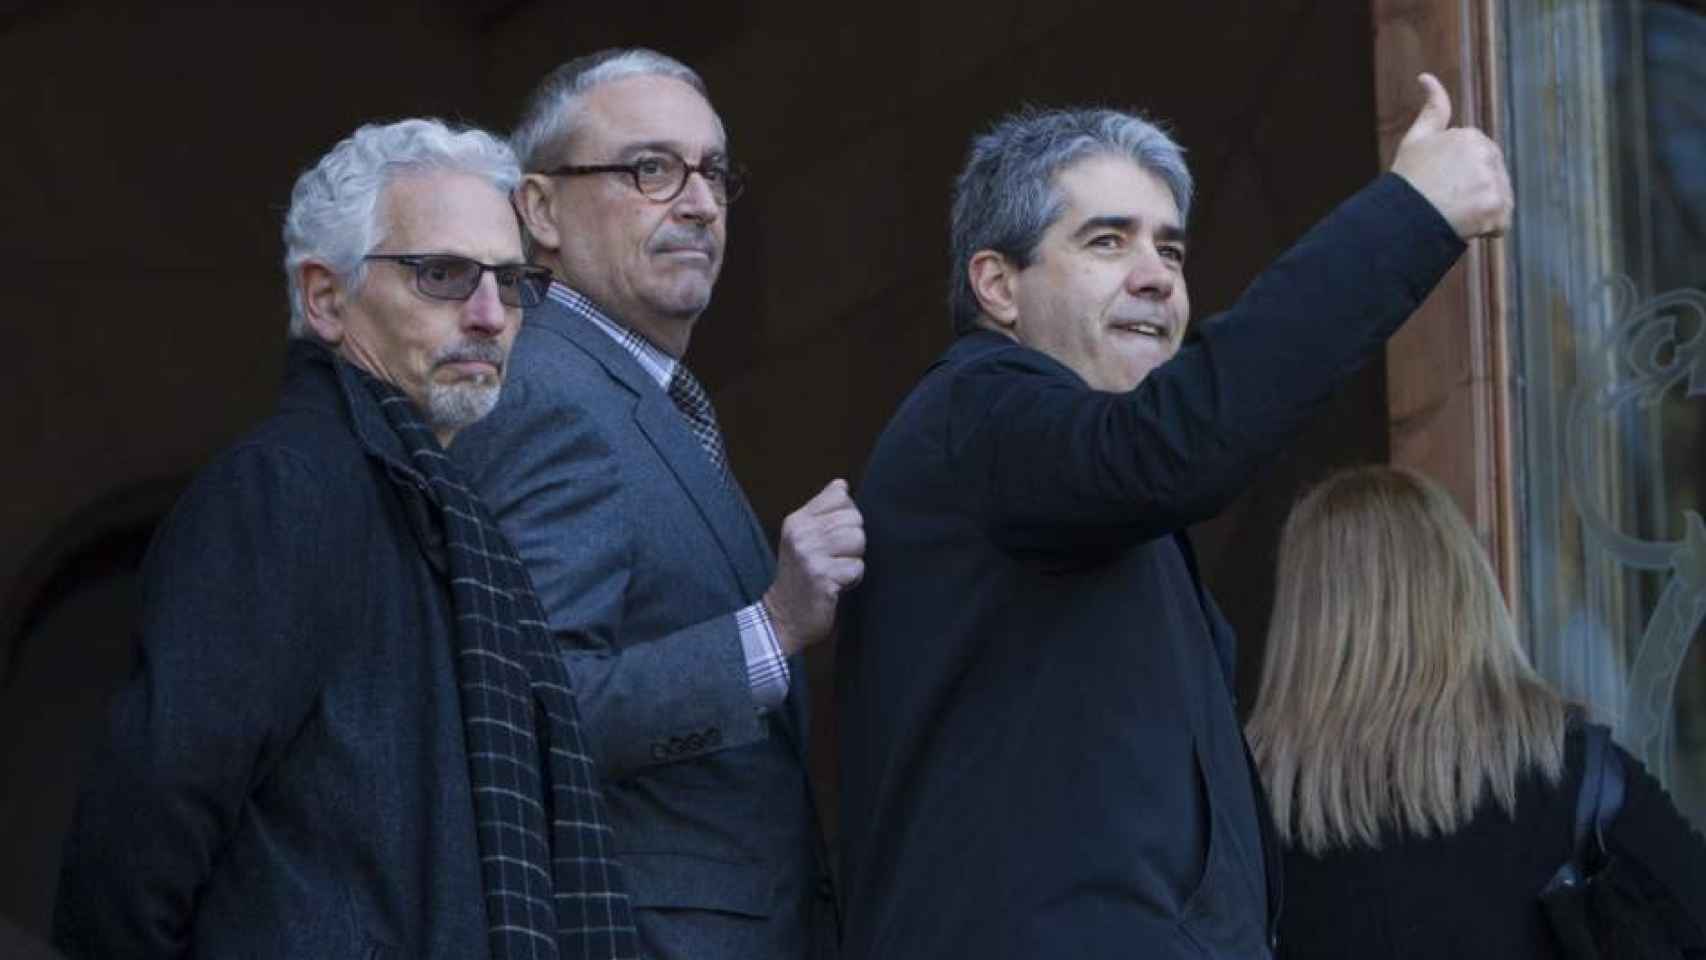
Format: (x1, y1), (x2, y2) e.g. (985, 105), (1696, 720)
(510, 47), (708, 173)
(282, 118), (521, 339)
(947, 106), (1193, 335)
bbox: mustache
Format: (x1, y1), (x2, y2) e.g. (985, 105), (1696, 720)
(431, 339), (508, 373)
(649, 225), (718, 257)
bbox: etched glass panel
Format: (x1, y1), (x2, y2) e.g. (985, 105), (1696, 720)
(1506, 0), (1706, 825)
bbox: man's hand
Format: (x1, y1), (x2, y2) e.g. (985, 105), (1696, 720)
(1390, 73), (1513, 239)
(764, 479), (866, 656)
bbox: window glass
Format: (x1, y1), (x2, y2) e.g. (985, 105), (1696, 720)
(1508, 0), (1706, 824)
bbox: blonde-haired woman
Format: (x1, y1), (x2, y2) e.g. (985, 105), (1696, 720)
(1246, 465), (1706, 957)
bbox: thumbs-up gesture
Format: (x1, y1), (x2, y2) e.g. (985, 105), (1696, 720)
(1390, 73), (1513, 239)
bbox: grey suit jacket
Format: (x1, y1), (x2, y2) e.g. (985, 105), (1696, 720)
(453, 293), (836, 960)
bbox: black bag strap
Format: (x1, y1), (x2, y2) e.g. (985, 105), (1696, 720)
(1572, 723), (1626, 868)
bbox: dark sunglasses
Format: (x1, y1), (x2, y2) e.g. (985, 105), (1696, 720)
(363, 254), (553, 308)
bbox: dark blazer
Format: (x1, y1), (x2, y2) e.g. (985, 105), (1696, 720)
(55, 343), (488, 958)
(838, 174), (1464, 960)
(453, 294), (836, 960)
(1278, 727), (1706, 958)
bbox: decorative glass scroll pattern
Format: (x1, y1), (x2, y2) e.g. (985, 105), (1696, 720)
(1567, 276), (1706, 784)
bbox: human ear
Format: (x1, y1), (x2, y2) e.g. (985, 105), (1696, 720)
(968, 250), (1021, 331)
(514, 174), (562, 253)
(299, 261), (346, 345)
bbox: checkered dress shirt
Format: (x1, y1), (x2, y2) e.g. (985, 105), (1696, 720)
(546, 282), (790, 710)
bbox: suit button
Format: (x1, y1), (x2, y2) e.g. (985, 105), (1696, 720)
(705, 726), (722, 746)
(651, 743), (669, 761)
(816, 876), (834, 900)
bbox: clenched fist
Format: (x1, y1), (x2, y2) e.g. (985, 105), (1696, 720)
(764, 479), (866, 656)
(1390, 73), (1514, 239)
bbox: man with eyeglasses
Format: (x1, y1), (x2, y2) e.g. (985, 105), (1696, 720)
(54, 118), (641, 960)
(452, 48), (856, 960)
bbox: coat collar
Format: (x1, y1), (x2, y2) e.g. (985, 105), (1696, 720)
(280, 339), (430, 492)
(938, 328), (1012, 368)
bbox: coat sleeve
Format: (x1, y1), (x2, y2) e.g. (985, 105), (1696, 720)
(453, 364), (767, 781)
(53, 445), (342, 959)
(950, 173), (1465, 554)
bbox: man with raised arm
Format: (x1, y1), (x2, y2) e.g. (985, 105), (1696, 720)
(838, 76), (1510, 959)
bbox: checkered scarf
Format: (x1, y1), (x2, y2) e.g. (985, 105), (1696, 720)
(360, 370), (641, 960)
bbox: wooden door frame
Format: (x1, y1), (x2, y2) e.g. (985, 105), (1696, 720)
(1373, 0), (1519, 605)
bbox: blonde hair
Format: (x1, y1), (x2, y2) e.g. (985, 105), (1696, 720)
(1245, 466), (1569, 855)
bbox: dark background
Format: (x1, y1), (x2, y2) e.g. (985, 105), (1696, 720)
(0, 0), (1392, 945)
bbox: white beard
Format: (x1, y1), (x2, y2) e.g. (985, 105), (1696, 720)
(425, 376), (500, 436)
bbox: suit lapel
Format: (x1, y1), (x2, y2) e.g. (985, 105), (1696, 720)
(529, 297), (774, 603)
(630, 391), (774, 600)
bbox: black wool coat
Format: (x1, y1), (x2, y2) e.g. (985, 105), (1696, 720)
(55, 343), (492, 959)
(1278, 727), (1706, 959)
(837, 174), (1464, 960)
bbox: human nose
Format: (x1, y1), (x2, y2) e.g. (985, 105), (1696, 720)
(672, 168), (722, 225)
(1124, 247), (1176, 301)
(463, 272), (510, 335)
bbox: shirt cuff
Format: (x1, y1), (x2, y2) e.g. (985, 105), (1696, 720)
(735, 602), (790, 711)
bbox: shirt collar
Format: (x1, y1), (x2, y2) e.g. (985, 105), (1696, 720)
(546, 281), (677, 389)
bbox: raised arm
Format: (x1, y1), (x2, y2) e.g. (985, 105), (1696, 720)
(963, 75), (1507, 553)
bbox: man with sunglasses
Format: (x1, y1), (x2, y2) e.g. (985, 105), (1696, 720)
(54, 119), (641, 960)
(453, 49), (856, 960)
